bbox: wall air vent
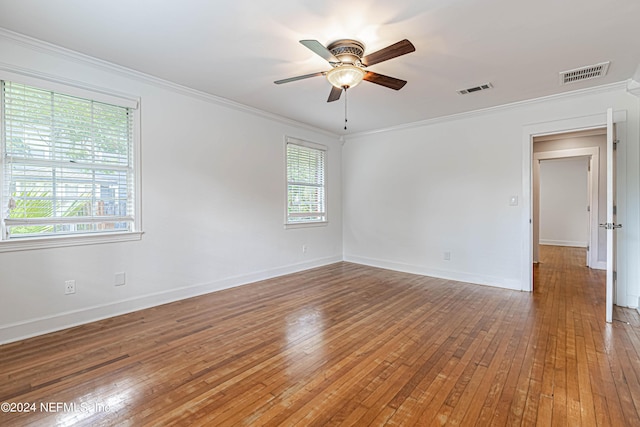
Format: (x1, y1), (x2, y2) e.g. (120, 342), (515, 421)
(559, 62), (610, 85)
(457, 83), (493, 95)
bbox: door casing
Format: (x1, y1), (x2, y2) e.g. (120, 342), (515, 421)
(521, 111), (626, 295)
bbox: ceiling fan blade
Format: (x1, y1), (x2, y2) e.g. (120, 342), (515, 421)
(361, 39), (415, 67)
(300, 40), (340, 64)
(363, 71), (407, 90)
(327, 86), (342, 102)
(274, 72), (325, 85)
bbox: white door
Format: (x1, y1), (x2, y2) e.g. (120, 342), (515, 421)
(604, 108), (620, 323)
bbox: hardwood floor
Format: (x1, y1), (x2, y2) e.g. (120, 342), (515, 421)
(1, 246), (640, 426)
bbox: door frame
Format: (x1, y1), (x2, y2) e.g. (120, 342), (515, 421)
(533, 149), (599, 269)
(521, 111), (626, 292)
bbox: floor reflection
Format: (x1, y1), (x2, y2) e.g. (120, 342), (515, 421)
(284, 307), (327, 377)
(54, 385), (134, 426)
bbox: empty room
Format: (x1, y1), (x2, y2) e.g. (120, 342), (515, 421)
(1, 0), (640, 425)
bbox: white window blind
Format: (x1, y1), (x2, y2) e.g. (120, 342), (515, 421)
(1, 80), (135, 240)
(286, 139), (326, 224)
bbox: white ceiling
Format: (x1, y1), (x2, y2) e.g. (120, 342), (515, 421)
(1, 0), (639, 135)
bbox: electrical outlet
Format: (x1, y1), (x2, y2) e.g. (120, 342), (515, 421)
(443, 251), (451, 261)
(65, 280), (76, 295)
(302, 245), (308, 253)
(115, 272), (126, 286)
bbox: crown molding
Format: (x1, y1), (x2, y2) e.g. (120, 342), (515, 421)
(0, 27), (340, 140)
(345, 80), (630, 140)
(627, 79), (640, 98)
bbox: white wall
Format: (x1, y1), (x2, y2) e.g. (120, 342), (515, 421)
(343, 86), (640, 307)
(539, 157), (589, 247)
(0, 33), (343, 343)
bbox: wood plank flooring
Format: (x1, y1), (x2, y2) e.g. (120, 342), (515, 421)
(1, 246), (640, 426)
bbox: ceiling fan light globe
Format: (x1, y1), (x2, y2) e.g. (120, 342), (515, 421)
(326, 65), (366, 89)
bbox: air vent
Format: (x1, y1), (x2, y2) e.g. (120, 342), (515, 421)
(559, 62), (610, 85)
(457, 83), (493, 95)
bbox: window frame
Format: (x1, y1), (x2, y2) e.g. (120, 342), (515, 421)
(284, 136), (328, 229)
(0, 69), (142, 252)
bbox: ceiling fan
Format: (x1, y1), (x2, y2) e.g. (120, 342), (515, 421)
(274, 38), (416, 102)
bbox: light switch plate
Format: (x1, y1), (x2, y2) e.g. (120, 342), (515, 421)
(115, 272), (126, 286)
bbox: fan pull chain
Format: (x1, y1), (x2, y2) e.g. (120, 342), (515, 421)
(343, 86), (348, 130)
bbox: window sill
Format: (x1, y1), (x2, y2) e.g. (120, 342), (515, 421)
(0, 231), (144, 253)
(284, 221), (328, 230)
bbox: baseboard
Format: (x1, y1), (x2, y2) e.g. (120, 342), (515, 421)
(591, 261), (607, 270)
(539, 240), (587, 248)
(343, 254), (522, 291)
(0, 255), (342, 345)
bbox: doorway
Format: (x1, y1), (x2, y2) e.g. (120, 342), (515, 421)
(532, 129), (605, 271)
(521, 110), (626, 303)
(537, 156), (591, 263)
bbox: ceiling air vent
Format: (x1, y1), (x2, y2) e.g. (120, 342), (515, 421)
(559, 62), (610, 85)
(457, 83), (493, 95)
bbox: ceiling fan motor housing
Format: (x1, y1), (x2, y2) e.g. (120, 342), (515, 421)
(327, 39), (365, 65)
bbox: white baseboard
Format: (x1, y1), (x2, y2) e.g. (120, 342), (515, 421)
(343, 254), (522, 291)
(591, 261), (607, 270)
(539, 240), (588, 248)
(0, 255), (342, 345)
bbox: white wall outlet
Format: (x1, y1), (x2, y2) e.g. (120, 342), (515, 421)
(302, 244), (308, 253)
(444, 251), (451, 261)
(115, 272), (126, 286)
(64, 280), (76, 295)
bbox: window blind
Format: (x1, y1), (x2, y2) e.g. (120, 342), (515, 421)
(2, 81), (135, 239)
(286, 141), (326, 223)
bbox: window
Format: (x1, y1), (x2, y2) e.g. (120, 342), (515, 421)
(1, 78), (140, 249)
(285, 137), (327, 225)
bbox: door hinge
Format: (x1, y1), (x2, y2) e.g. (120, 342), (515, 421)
(613, 271), (617, 283)
(587, 205), (591, 212)
(614, 139), (620, 150)
(613, 205), (617, 215)
(586, 245), (590, 252)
